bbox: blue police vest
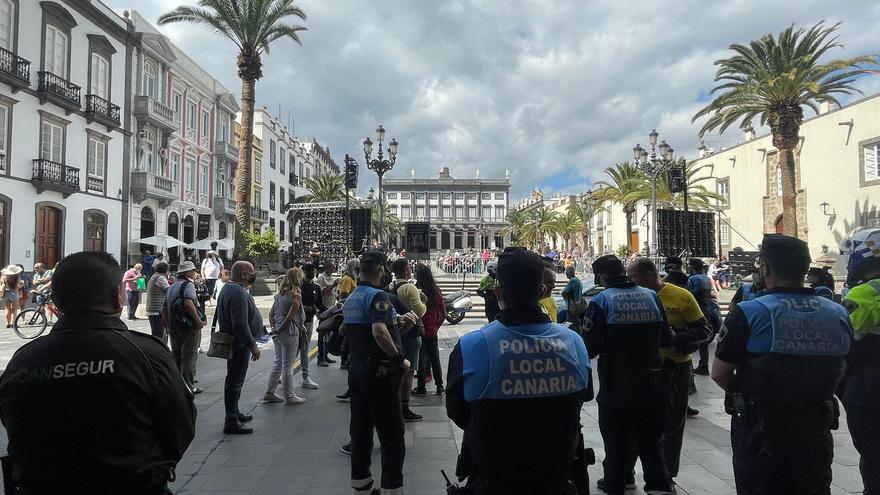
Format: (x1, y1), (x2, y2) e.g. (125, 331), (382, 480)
(739, 293), (852, 357)
(342, 285), (382, 324)
(459, 321), (590, 402)
(814, 286), (834, 300)
(592, 286), (664, 325)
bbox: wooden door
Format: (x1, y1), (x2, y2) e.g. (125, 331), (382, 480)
(36, 205), (61, 267)
(630, 231), (639, 254)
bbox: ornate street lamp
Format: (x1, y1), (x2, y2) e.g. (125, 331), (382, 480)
(633, 130), (675, 256)
(363, 125), (399, 245)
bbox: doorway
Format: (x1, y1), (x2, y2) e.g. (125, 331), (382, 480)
(167, 212), (180, 263)
(774, 215), (784, 234)
(36, 205), (63, 267)
(140, 207), (155, 255)
(630, 231), (639, 254)
(183, 215), (194, 260)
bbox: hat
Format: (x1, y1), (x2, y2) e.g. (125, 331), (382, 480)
(592, 254), (624, 276)
(497, 247), (544, 292)
(207, 250), (215, 255)
(760, 234), (810, 267)
(1, 265), (22, 276)
(360, 249), (387, 267)
(176, 261), (197, 274)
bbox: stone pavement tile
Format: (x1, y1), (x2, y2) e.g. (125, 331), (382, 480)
(674, 464), (737, 495)
(406, 438), (460, 462)
(193, 465), (268, 493)
(832, 462), (866, 493)
(413, 420), (455, 439)
(683, 419), (732, 447)
(222, 443), (284, 467)
(689, 450), (735, 481)
(249, 474), (314, 495)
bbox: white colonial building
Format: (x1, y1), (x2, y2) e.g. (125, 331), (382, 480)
(0, 0), (134, 268)
(383, 167), (511, 250)
(126, 11), (236, 266)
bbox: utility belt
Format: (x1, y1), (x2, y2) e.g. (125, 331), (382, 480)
(465, 476), (577, 494)
(349, 356), (402, 379)
(725, 392), (840, 430)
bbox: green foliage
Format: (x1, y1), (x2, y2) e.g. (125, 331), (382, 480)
(300, 174), (347, 203)
(371, 204), (400, 244)
(655, 159), (728, 207)
(243, 228), (281, 263)
(615, 245), (632, 258)
(693, 22), (874, 136)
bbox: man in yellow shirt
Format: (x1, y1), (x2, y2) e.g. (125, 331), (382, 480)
(625, 258), (711, 483)
(538, 266), (558, 323)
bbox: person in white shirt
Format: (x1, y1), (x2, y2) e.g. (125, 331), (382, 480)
(201, 251), (224, 306)
(314, 262), (339, 366)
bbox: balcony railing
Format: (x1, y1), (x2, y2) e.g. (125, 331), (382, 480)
(215, 139), (238, 161)
(31, 159), (80, 196)
(85, 94), (120, 127)
(37, 72), (81, 111)
(249, 206), (269, 223)
(0, 47), (30, 88)
(133, 95), (176, 131)
(288, 172), (298, 187)
(87, 176), (104, 193)
(213, 195), (236, 217)
(131, 170), (179, 206)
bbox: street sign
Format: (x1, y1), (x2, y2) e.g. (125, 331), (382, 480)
(405, 222), (430, 260)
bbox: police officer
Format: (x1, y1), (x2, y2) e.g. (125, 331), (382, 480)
(731, 266), (766, 306)
(687, 258), (717, 376)
(446, 247), (592, 495)
(477, 260), (499, 322)
(343, 250), (410, 495)
(0, 251), (195, 494)
(585, 254), (674, 495)
(840, 228), (880, 495)
(712, 234), (853, 494)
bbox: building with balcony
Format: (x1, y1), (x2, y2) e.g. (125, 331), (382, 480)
(0, 0), (134, 268)
(383, 167), (511, 250)
(127, 11), (236, 265)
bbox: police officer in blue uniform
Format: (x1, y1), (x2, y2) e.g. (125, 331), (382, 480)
(343, 250), (411, 495)
(731, 266), (765, 306)
(585, 254), (675, 495)
(446, 247), (592, 495)
(712, 234), (853, 494)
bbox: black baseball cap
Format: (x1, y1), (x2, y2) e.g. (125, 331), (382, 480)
(360, 249), (387, 267)
(497, 247), (544, 293)
(760, 234), (810, 268)
(592, 254), (624, 276)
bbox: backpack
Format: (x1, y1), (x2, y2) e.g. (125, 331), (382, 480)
(168, 280), (204, 332)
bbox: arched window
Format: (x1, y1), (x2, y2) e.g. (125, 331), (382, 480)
(143, 61), (157, 98)
(84, 210), (106, 251)
(218, 221), (227, 239)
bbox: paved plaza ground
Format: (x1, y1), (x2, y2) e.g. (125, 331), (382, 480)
(0, 289), (869, 494)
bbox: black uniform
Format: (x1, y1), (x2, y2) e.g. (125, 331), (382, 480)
(343, 280), (405, 494)
(0, 313), (196, 494)
(584, 275), (674, 495)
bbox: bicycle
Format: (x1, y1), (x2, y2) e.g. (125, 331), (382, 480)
(13, 291), (61, 339)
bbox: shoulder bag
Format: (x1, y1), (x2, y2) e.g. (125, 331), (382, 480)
(206, 304), (233, 359)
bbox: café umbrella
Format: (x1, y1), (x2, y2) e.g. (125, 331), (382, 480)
(132, 234), (187, 250)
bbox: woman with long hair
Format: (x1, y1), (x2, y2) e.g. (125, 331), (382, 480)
(413, 263), (446, 395)
(264, 267), (307, 404)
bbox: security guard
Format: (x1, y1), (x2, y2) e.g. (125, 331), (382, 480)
(712, 234), (853, 494)
(840, 228), (880, 495)
(477, 260), (499, 322)
(0, 251), (195, 494)
(343, 250), (410, 495)
(446, 247), (592, 495)
(585, 254), (674, 495)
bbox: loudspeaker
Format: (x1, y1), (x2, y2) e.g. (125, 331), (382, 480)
(657, 209), (716, 258)
(349, 208), (371, 253)
(344, 155), (358, 189)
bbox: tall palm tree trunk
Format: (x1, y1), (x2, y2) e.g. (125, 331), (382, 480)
(624, 206), (633, 253)
(771, 108), (802, 237)
(233, 75), (256, 259)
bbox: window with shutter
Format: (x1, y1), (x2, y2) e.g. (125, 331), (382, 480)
(90, 54), (109, 98)
(0, 0), (14, 52)
(40, 120), (63, 163)
(44, 25), (67, 77)
(87, 138), (105, 178)
(864, 144), (879, 183)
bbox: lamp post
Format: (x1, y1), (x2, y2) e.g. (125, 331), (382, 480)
(363, 125), (399, 246)
(633, 130), (674, 256)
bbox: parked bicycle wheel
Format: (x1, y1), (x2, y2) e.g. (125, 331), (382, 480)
(14, 309), (48, 339)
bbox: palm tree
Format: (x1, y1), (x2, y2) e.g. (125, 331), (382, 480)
(593, 162), (648, 252)
(158, 0), (307, 258)
(300, 174), (346, 203)
(693, 22), (873, 236)
(529, 206), (560, 252)
(568, 198), (602, 256)
(500, 209), (531, 246)
(552, 211), (584, 253)
(371, 204), (399, 245)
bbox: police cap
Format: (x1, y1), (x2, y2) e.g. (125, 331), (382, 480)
(497, 247), (544, 292)
(592, 254), (625, 276)
(359, 249), (387, 267)
(760, 234), (810, 272)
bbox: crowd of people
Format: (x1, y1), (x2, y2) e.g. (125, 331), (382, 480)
(0, 227), (878, 495)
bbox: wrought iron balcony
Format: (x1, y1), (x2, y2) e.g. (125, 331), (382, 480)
(31, 159), (80, 197)
(213, 195), (236, 217)
(87, 176), (104, 193)
(85, 94), (120, 129)
(250, 205), (269, 223)
(133, 95), (176, 132)
(37, 72), (81, 113)
(215, 139), (238, 161)
(131, 170), (179, 207)
(0, 47), (29, 90)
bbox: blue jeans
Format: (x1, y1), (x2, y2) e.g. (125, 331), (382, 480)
(400, 333), (421, 375)
(224, 345), (251, 422)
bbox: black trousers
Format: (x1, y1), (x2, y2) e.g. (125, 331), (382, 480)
(598, 384), (671, 495)
(205, 278), (217, 299)
(147, 315), (165, 340)
(224, 345), (251, 422)
(126, 290), (140, 318)
(843, 370), (880, 495)
(731, 414), (833, 494)
(484, 298), (499, 322)
(417, 336), (444, 388)
(349, 359), (406, 492)
(466, 477), (578, 495)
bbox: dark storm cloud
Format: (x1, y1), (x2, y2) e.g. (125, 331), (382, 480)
(113, 0), (879, 200)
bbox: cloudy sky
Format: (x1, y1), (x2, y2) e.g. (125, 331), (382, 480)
(111, 0), (880, 201)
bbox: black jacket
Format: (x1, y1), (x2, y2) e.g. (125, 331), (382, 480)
(301, 279), (328, 317)
(0, 313), (196, 494)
